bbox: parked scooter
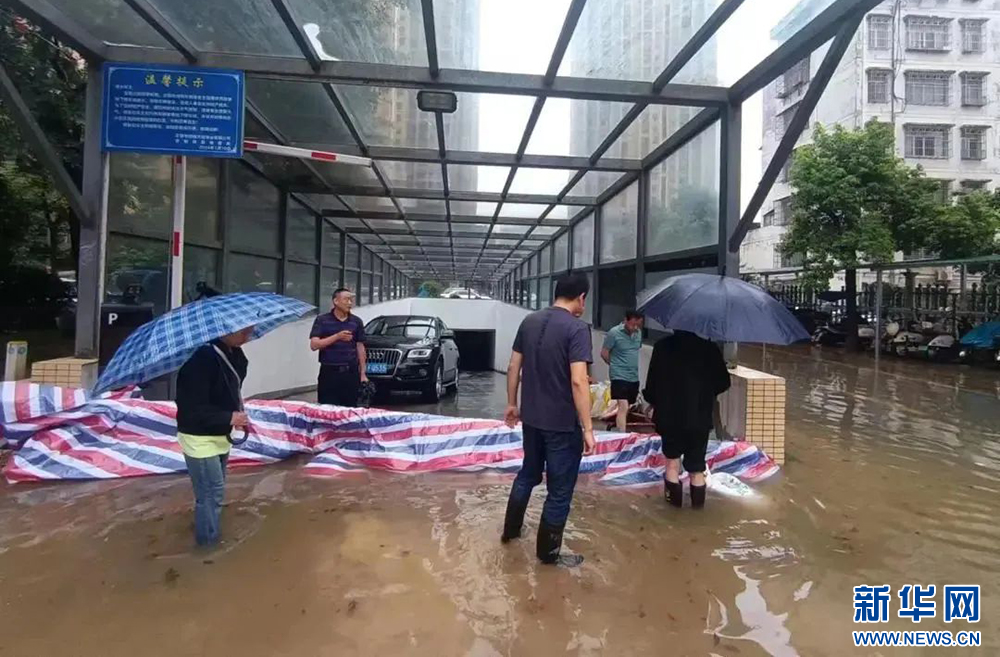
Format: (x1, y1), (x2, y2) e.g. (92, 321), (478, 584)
(925, 318), (973, 362)
(890, 320), (934, 357)
(812, 317), (875, 348)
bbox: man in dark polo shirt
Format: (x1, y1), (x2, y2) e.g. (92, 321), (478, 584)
(309, 287), (368, 407)
(501, 273), (594, 567)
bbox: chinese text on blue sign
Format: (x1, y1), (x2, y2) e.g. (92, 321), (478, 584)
(101, 63), (244, 158)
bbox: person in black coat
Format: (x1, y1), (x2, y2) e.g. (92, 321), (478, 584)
(643, 331), (731, 509)
(175, 326), (252, 547)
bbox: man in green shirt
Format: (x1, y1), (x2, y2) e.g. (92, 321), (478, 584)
(601, 310), (644, 432)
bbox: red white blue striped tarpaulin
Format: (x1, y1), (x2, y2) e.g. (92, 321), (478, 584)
(1, 386), (779, 489)
(0, 382), (137, 448)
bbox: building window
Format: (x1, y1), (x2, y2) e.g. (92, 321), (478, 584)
(773, 251), (802, 269)
(778, 57), (810, 98)
(961, 72), (987, 106)
(929, 179), (952, 204)
(905, 71), (952, 106)
(762, 210), (775, 227)
(868, 15), (892, 50)
(905, 125), (951, 159)
(961, 19), (986, 54)
(960, 180), (989, 193)
(778, 105), (799, 136)
(774, 197), (793, 227)
(780, 158), (793, 183)
(961, 127), (987, 160)
(867, 69), (892, 104)
(906, 17), (952, 52)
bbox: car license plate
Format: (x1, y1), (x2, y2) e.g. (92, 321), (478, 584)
(367, 363), (389, 375)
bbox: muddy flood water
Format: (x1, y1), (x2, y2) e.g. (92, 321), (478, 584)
(1, 347), (998, 655)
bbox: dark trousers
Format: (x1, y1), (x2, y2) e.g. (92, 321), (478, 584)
(507, 424), (583, 527)
(318, 363), (360, 407)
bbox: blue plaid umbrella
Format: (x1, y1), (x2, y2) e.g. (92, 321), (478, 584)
(637, 273), (809, 345)
(94, 292), (314, 393)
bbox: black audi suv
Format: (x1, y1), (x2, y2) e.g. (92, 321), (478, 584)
(364, 315), (460, 402)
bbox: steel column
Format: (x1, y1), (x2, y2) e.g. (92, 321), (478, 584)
(75, 65), (109, 358)
(104, 48), (732, 107)
(123, 0), (199, 62)
(728, 15), (863, 251)
(730, 0), (882, 102)
(719, 103), (741, 276)
(874, 268), (883, 367)
(636, 168), (649, 292)
(169, 155), (186, 309)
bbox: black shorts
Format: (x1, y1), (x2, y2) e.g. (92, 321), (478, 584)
(610, 380), (640, 404)
(658, 427), (711, 473)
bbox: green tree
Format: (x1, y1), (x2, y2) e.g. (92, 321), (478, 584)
(419, 280), (445, 298)
(906, 191), (1000, 259)
(0, 14), (85, 272)
(781, 121), (939, 349)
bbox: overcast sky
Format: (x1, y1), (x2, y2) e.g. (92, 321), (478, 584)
(473, 0), (801, 212)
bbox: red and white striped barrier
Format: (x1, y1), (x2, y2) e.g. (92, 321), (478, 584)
(243, 140), (372, 167)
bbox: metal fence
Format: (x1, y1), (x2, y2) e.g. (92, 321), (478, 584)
(766, 282), (1000, 325)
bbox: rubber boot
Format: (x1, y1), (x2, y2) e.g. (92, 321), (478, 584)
(690, 483), (707, 509)
(536, 520), (584, 567)
(664, 478), (683, 508)
(501, 497), (528, 544)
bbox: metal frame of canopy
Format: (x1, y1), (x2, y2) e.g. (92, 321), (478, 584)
(1, 0), (881, 352)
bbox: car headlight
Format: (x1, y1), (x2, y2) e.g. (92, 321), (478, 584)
(959, 350), (968, 359)
(407, 348), (433, 360)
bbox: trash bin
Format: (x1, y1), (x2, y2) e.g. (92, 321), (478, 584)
(99, 303), (154, 366)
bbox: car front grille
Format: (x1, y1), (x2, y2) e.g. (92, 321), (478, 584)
(367, 348), (403, 374)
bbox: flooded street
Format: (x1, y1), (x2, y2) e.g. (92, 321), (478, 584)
(1, 349), (998, 655)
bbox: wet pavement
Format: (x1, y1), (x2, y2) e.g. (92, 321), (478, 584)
(1, 350), (999, 655)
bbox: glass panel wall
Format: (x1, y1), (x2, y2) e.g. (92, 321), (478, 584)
(360, 273), (372, 305)
(345, 240), (360, 269)
(105, 153), (173, 316)
(285, 262), (318, 305)
(552, 233), (569, 273)
(647, 123), (720, 256)
(598, 265), (635, 331)
(539, 276), (552, 307)
(287, 199), (318, 262)
(185, 159), (221, 245)
(230, 164), (281, 254)
(600, 181), (638, 264)
(183, 245), (219, 303)
(572, 213), (594, 269)
(321, 267), (341, 301)
(229, 253), (280, 293)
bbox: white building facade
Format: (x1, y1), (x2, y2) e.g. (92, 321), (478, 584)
(742, 0), (1000, 284)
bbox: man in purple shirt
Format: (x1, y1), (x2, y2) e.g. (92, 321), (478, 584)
(309, 288), (368, 407)
(501, 273), (595, 567)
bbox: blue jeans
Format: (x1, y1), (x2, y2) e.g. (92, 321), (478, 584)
(184, 453), (228, 546)
(508, 425), (583, 527)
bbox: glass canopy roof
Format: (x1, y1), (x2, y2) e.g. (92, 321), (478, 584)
(23, 0), (873, 282)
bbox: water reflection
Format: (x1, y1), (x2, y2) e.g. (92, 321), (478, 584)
(0, 347), (998, 654)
